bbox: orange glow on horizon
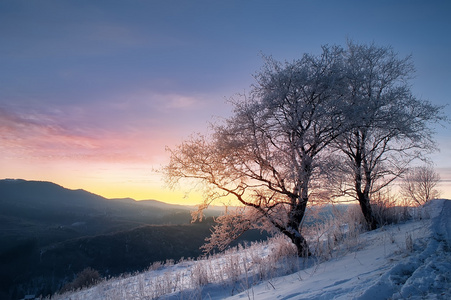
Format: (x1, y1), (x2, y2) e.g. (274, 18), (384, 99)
(1, 138), (450, 206)
(1, 170), (450, 206)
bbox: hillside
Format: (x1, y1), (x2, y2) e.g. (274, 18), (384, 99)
(0, 179), (266, 299)
(227, 199), (451, 300)
(53, 199), (451, 300)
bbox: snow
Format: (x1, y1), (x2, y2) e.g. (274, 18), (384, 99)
(226, 200), (450, 300)
(54, 199), (451, 300)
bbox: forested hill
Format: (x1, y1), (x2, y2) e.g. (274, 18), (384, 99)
(0, 179), (197, 227)
(0, 179), (234, 299)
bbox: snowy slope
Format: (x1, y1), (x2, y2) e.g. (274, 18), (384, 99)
(227, 199), (451, 300)
(54, 199), (451, 300)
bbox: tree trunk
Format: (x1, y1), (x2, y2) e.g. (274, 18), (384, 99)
(283, 198), (311, 257)
(353, 142), (378, 231)
(290, 232), (311, 257)
(357, 191), (378, 230)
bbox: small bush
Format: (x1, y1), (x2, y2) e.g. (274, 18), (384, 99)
(60, 267), (101, 292)
(372, 191), (411, 226)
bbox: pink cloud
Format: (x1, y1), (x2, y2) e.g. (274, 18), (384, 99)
(0, 105), (168, 164)
(0, 87), (230, 168)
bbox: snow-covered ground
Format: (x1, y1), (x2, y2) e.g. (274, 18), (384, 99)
(227, 199), (451, 300)
(53, 199), (451, 300)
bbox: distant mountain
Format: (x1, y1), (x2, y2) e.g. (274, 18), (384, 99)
(1, 178), (189, 211)
(0, 179), (223, 222)
(0, 179), (195, 233)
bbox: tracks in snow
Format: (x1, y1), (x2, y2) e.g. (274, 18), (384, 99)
(357, 200), (451, 300)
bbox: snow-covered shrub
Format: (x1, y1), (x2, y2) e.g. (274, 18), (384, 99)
(223, 253), (242, 284)
(190, 260), (210, 287)
(148, 260), (164, 271)
(269, 234), (300, 273)
(306, 204), (365, 261)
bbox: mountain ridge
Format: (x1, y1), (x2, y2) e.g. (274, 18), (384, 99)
(0, 178), (176, 206)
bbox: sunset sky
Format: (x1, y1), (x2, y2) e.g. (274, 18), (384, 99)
(1, 0), (450, 204)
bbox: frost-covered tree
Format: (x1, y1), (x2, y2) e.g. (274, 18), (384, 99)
(401, 165), (441, 206)
(164, 46), (348, 256)
(333, 42), (445, 229)
(164, 41), (446, 254)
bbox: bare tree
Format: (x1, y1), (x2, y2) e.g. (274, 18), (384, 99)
(164, 46), (347, 256)
(401, 165), (441, 206)
(333, 41), (446, 229)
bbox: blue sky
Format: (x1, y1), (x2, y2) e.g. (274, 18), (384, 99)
(0, 0), (450, 202)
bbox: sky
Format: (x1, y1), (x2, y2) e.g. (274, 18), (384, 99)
(1, 0), (450, 204)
